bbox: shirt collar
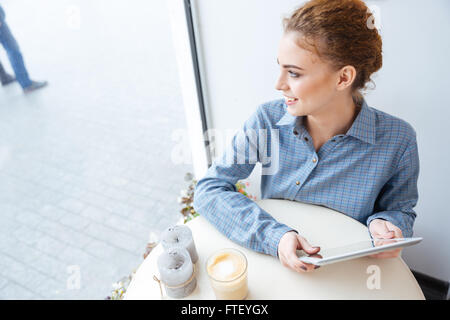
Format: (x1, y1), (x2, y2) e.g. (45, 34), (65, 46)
(276, 98), (376, 145)
(275, 109), (298, 127)
(346, 98), (376, 145)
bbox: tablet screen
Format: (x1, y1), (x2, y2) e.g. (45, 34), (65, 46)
(315, 238), (400, 258)
(297, 238), (419, 262)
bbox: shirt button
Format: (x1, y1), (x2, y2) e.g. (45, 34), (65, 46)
(312, 158), (317, 163)
(304, 137), (309, 141)
(296, 181), (300, 185)
(293, 129), (299, 135)
(331, 139), (336, 142)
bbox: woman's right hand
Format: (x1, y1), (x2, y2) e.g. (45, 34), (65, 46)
(277, 231), (321, 273)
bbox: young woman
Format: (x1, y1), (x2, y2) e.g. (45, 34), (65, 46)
(193, 0), (419, 274)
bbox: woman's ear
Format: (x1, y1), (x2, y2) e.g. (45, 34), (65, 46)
(336, 65), (357, 91)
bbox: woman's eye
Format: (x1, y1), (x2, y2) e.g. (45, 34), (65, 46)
(288, 71), (301, 78)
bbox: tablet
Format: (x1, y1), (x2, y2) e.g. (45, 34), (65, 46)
(298, 237), (423, 266)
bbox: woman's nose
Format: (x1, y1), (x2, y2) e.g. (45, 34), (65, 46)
(275, 75), (288, 91)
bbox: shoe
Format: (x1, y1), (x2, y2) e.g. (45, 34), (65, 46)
(1, 73), (16, 86)
(23, 80), (48, 93)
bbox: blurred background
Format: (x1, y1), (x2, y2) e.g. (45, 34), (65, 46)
(0, 0), (193, 299)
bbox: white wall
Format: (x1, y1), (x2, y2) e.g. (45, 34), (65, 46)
(190, 0), (450, 282)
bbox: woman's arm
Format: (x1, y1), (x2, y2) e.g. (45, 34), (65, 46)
(193, 105), (294, 257)
(367, 133), (420, 238)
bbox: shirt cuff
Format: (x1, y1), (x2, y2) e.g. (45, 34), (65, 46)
(265, 225), (298, 258)
(366, 211), (415, 238)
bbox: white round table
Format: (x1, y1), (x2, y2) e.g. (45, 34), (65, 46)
(124, 199), (424, 300)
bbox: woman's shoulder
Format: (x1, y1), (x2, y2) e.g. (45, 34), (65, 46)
(369, 104), (417, 145)
(254, 98), (287, 127)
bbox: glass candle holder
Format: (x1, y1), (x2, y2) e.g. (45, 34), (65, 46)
(206, 248), (248, 300)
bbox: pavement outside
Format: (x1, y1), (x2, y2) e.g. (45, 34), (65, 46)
(0, 0), (193, 299)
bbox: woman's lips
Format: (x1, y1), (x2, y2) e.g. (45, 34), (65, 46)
(284, 96), (298, 105)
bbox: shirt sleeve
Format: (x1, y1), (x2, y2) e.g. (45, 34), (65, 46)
(193, 106), (295, 257)
(366, 133), (420, 238)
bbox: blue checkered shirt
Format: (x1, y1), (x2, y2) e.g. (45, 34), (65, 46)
(193, 98), (420, 257)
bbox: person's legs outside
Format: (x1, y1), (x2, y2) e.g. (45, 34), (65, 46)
(0, 18), (47, 92)
(0, 20), (32, 88)
(0, 60), (16, 86)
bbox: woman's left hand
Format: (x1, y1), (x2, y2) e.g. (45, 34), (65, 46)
(368, 218), (403, 259)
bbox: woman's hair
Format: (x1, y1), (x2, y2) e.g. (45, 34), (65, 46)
(282, 0), (382, 104)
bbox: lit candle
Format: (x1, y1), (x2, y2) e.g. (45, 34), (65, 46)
(156, 247), (197, 298)
(161, 225), (199, 263)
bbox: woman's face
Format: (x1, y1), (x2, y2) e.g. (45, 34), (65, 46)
(275, 32), (341, 117)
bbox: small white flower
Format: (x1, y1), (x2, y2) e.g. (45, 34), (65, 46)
(112, 282), (121, 290)
(148, 231), (159, 244)
(180, 189), (188, 197)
